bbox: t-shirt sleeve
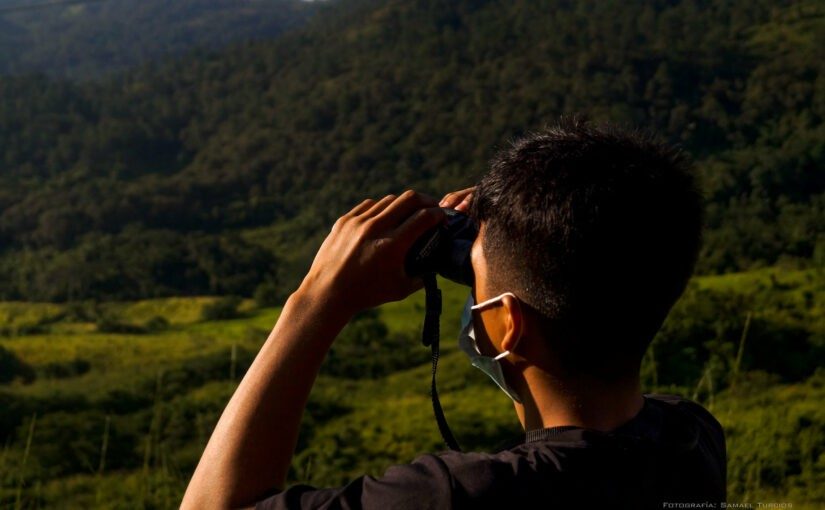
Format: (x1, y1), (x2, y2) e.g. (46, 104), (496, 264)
(254, 453), (455, 510)
(646, 393), (727, 496)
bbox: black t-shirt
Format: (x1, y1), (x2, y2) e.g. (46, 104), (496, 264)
(256, 394), (726, 509)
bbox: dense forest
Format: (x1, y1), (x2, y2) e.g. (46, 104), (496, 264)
(0, 0), (320, 79)
(0, 0), (822, 302)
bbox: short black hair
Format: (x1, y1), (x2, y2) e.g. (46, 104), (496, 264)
(471, 118), (703, 378)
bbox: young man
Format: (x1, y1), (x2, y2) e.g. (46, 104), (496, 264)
(182, 120), (726, 509)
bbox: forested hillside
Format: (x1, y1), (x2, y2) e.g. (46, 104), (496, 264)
(1, 2), (824, 508)
(0, 0), (320, 78)
(0, 0), (822, 302)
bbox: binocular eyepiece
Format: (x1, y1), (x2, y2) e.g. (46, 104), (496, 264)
(405, 209), (477, 287)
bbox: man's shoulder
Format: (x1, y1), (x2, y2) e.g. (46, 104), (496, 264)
(644, 393), (725, 437)
(642, 392), (727, 480)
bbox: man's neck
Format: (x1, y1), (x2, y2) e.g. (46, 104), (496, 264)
(515, 366), (645, 433)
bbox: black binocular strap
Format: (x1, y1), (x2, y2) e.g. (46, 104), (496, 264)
(422, 273), (462, 452)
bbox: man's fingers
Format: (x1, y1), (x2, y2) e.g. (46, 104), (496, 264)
(372, 190), (438, 228)
(394, 206), (445, 245)
(454, 192), (473, 212)
(361, 194), (397, 218)
(439, 187), (475, 209)
(348, 198), (377, 216)
(439, 193), (453, 207)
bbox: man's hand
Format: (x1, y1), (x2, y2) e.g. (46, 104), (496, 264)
(300, 190), (445, 317)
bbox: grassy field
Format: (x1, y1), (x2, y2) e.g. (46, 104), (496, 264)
(0, 267), (823, 508)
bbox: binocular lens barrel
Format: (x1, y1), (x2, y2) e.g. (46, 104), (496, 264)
(405, 209), (477, 287)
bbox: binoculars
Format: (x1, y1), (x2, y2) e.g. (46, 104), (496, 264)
(405, 209), (477, 287)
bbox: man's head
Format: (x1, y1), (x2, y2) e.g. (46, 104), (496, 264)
(468, 118), (703, 380)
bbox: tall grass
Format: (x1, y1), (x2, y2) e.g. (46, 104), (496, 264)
(729, 311), (752, 392)
(14, 414), (36, 510)
(93, 415), (111, 505)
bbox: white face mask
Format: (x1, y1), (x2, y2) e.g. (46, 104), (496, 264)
(458, 292), (522, 403)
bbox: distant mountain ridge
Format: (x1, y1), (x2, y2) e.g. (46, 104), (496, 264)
(0, 0), (822, 301)
(0, 0), (321, 79)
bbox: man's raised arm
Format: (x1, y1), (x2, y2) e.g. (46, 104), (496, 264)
(181, 191), (444, 510)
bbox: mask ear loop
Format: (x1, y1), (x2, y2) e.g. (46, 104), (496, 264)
(472, 292), (519, 361)
(470, 292), (517, 311)
(422, 272), (462, 452)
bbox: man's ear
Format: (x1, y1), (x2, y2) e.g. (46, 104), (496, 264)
(499, 294), (523, 354)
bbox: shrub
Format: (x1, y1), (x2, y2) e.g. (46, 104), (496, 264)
(200, 296), (242, 321)
(144, 315), (170, 332)
(254, 279), (283, 308)
(64, 301), (100, 322)
(0, 345), (35, 384)
(40, 358), (92, 379)
(321, 311), (427, 379)
(95, 316), (147, 334)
